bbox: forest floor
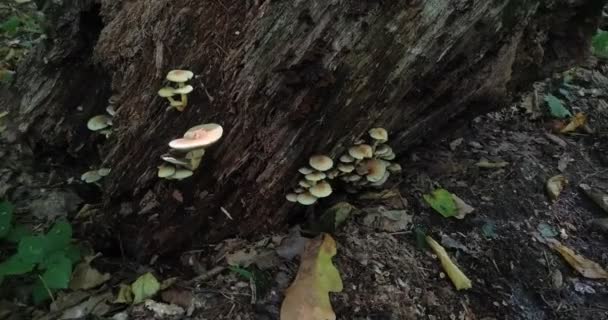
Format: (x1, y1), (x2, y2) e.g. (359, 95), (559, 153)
(1, 58), (607, 320)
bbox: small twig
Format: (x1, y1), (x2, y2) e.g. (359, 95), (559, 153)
(38, 275), (55, 303)
(187, 266), (226, 284)
(220, 207), (234, 220)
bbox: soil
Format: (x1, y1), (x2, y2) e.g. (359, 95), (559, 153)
(2, 26), (608, 320)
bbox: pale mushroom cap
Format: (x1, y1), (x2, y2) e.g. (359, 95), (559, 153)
(296, 192), (317, 205)
(339, 154), (355, 163)
(348, 144), (373, 160)
(294, 188), (305, 193)
(158, 165), (176, 178)
(81, 170), (102, 183)
(364, 159), (387, 182)
(298, 167), (314, 175)
(87, 115), (112, 131)
(106, 105), (116, 116)
(337, 163), (355, 173)
(387, 163), (402, 173)
(97, 168), (111, 176)
(370, 172), (390, 186)
(299, 180), (312, 188)
(346, 174), (362, 182)
(286, 193), (298, 202)
(375, 144), (392, 156)
(327, 169), (340, 179)
(185, 149), (205, 159)
(309, 155), (333, 171)
(309, 181), (332, 198)
(380, 151), (396, 160)
(166, 70), (194, 82)
(161, 154), (189, 166)
(170, 123), (223, 150)
(158, 87), (177, 97)
(173, 85), (193, 94)
(369, 127), (388, 141)
(305, 172), (326, 181)
(172, 169), (193, 180)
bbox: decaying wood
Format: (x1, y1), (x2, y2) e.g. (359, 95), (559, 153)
(1, 0), (604, 258)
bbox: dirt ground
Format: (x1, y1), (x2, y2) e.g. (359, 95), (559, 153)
(1, 52), (608, 320)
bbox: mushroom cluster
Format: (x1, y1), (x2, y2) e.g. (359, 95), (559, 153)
(286, 127), (401, 205)
(87, 106), (115, 137)
(81, 168), (111, 183)
(157, 70), (194, 112)
(158, 123), (223, 180)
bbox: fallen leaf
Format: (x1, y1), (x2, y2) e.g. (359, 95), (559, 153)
(537, 222), (558, 238)
(452, 194), (474, 219)
(544, 94), (572, 118)
(423, 189), (457, 218)
(559, 112), (587, 134)
(276, 227), (309, 260)
(280, 233), (343, 320)
(548, 239), (608, 279)
(114, 284), (133, 304)
(546, 175), (567, 201)
(362, 208), (412, 232)
(144, 300), (185, 317)
(557, 156), (569, 172)
(161, 288), (193, 309)
(317, 202), (355, 232)
(475, 159), (509, 169)
(69, 260), (111, 290)
(426, 236), (472, 290)
(131, 272), (160, 304)
(226, 248), (258, 267)
(60, 292), (112, 319)
(580, 184), (608, 214)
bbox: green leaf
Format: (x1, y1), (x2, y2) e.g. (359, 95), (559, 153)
(32, 280), (53, 305)
(62, 244), (82, 264)
(414, 228), (428, 250)
(0, 255), (35, 276)
(229, 266), (253, 280)
(6, 224), (33, 243)
(131, 272), (160, 304)
(423, 189), (457, 218)
(481, 222), (498, 239)
(592, 29), (608, 59)
(17, 235), (47, 264)
(0, 200), (14, 238)
(544, 94), (571, 118)
(40, 253), (72, 289)
(0, 16), (21, 36)
(45, 220), (72, 254)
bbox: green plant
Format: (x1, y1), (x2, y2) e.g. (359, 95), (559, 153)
(592, 29), (608, 59)
(0, 200), (81, 304)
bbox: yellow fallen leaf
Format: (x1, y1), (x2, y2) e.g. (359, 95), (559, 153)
(560, 112), (587, 134)
(549, 240), (608, 279)
(546, 175), (567, 201)
(280, 233), (343, 320)
(475, 159), (509, 169)
(426, 236), (472, 290)
(113, 284), (133, 304)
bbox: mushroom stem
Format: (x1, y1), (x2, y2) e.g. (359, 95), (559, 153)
(166, 96), (178, 104)
(180, 94), (188, 111)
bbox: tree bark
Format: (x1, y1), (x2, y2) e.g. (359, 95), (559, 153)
(1, 0), (605, 259)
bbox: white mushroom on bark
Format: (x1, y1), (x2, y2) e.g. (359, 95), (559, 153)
(297, 192), (317, 205)
(309, 155), (334, 172)
(159, 69), (194, 111)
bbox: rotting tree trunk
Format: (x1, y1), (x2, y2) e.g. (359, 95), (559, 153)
(1, 0), (605, 259)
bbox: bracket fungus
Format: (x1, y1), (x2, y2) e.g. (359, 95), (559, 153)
(158, 69), (194, 112)
(286, 127), (402, 204)
(158, 123), (223, 180)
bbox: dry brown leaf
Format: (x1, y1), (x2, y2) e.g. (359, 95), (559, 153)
(549, 239), (608, 279)
(546, 175), (567, 201)
(560, 112), (587, 133)
(280, 233), (343, 320)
